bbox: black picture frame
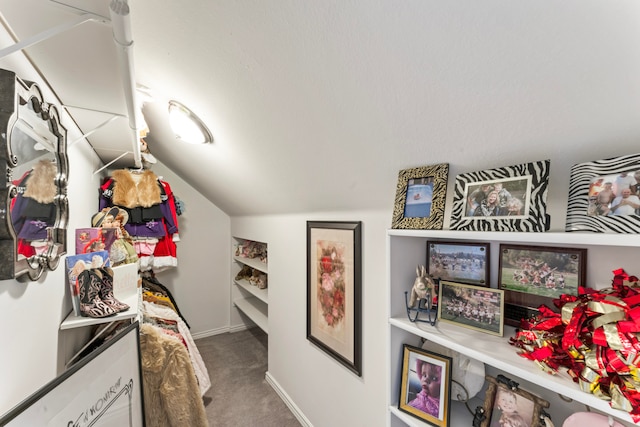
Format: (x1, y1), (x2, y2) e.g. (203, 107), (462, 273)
(306, 220), (362, 376)
(391, 163), (449, 230)
(398, 344), (452, 427)
(427, 241), (490, 287)
(0, 321), (145, 426)
(449, 160), (550, 232)
(498, 244), (587, 327)
(565, 152), (640, 233)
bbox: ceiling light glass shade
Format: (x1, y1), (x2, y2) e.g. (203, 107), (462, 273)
(168, 100), (213, 144)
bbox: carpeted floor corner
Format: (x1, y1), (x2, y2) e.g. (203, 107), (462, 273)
(195, 328), (301, 427)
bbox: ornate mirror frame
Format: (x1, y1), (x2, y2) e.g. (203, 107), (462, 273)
(0, 68), (69, 281)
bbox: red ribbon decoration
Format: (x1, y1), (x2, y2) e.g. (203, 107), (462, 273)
(509, 269), (640, 419)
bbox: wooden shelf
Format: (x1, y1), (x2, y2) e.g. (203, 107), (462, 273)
(234, 296), (268, 333)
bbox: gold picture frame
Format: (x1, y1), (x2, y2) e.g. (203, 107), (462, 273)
(437, 281), (504, 337)
(391, 163), (449, 230)
(398, 344), (452, 427)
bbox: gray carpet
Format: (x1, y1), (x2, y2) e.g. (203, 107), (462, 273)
(195, 328), (301, 427)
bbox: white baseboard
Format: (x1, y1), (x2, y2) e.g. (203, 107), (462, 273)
(265, 371), (312, 427)
(190, 326), (230, 340)
(191, 323), (256, 340)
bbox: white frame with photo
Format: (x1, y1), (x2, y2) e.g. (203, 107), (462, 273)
(450, 160), (550, 232)
(566, 152), (640, 233)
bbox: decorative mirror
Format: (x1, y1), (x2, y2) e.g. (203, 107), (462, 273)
(0, 68), (68, 281)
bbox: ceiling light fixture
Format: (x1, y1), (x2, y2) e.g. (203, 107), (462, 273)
(168, 100), (213, 144)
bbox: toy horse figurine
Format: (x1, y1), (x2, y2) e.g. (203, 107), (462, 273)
(405, 265), (437, 326)
(409, 265), (435, 308)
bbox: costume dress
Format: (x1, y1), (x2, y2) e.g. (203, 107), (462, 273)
(408, 390), (439, 417)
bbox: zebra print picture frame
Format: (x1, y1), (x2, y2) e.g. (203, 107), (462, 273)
(565, 153), (640, 233)
(449, 160), (550, 232)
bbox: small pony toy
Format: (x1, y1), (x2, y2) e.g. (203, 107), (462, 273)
(409, 265), (435, 308)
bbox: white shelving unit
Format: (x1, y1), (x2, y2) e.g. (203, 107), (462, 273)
(232, 237), (268, 333)
(60, 288), (140, 330)
(387, 229), (640, 427)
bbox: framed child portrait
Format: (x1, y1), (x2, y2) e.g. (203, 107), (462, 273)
(477, 375), (549, 427)
(398, 344), (452, 427)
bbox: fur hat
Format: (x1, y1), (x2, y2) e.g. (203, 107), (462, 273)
(92, 207), (129, 227)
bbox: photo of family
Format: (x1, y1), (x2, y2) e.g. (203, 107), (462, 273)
(464, 177), (530, 218)
(587, 171), (640, 217)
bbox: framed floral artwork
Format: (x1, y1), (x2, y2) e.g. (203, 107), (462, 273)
(398, 344), (452, 427)
(391, 163), (449, 230)
(306, 220), (362, 376)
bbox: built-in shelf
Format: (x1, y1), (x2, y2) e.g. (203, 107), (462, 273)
(60, 288), (140, 330)
(387, 229), (640, 426)
(389, 400), (475, 427)
(233, 255), (267, 273)
(234, 278), (268, 304)
(234, 296), (268, 333)
(232, 237), (269, 333)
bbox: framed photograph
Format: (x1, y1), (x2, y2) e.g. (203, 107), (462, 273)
(307, 220), (362, 376)
(449, 160), (550, 232)
(427, 241), (489, 287)
(498, 244), (586, 327)
(391, 163), (449, 230)
(477, 375), (549, 427)
(0, 321), (144, 426)
(437, 281), (504, 337)
(398, 344), (452, 427)
(566, 153), (640, 233)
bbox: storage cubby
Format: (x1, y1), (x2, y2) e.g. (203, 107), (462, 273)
(232, 237), (269, 333)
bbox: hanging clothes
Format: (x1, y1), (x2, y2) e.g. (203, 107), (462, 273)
(11, 160), (57, 256)
(139, 323), (209, 427)
(99, 169), (179, 270)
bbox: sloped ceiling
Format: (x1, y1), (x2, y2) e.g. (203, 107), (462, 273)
(1, 1), (640, 217)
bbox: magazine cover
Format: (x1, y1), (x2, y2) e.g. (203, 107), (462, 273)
(65, 251), (111, 316)
(75, 228), (118, 255)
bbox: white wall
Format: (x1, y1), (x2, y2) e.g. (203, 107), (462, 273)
(0, 32), (231, 416)
(0, 32), (105, 413)
(150, 161), (231, 338)
(232, 211), (390, 427)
